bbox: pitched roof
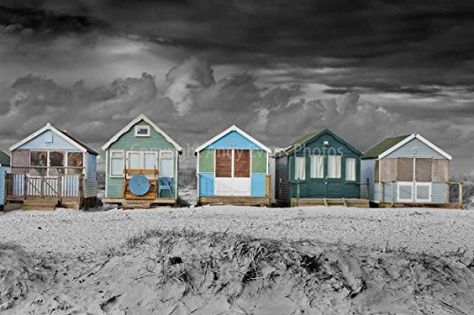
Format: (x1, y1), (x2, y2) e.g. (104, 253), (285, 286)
(59, 130), (98, 155)
(0, 148), (10, 166)
(101, 114), (182, 152)
(194, 125), (271, 153)
(362, 135), (410, 159)
(9, 123), (98, 155)
(278, 129), (362, 156)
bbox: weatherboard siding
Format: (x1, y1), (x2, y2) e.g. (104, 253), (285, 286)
(84, 153), (97, 198)
(207, 131), (261, 150)
(18, 130), (80, 151)
(432, 182), (448, 203)
(385, 138), (445, 159)
(360, 159), (375, 200)
(0, 166), (6, 205)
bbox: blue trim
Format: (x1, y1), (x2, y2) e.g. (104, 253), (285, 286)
(199, 173), (214, 196)
(251, 173), (266, 197)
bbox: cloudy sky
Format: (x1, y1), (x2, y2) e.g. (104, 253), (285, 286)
(0, 0), (473, 173)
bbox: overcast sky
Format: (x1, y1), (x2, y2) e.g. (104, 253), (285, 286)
(0, 0), (473, 173)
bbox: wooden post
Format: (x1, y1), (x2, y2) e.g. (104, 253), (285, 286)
(265, 175), (271, 198)
(23, 174), (27, 200)
(459, 182), (463, 208)
(58, 175), (62, 199)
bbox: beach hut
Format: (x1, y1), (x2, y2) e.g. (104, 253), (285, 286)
(274, 129), (368, 207)
(7, 123), (98, 210)
(101, 114), (182, 208)
(0, 148), (10, 210)
(361, 133), (461, 207)
(195, 125), (272, 206)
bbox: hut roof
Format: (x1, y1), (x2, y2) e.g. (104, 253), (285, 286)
(0, 148), (10, 166)
(362, 135), (410, 159)
(277, 129), (362, 157)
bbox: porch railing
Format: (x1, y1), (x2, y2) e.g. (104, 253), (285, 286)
(6, 166), (84, 200)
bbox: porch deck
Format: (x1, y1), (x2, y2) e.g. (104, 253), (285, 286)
(103, 198), (177, 209)
(290, 198), (370, 208)
(199, 196), (271, 206)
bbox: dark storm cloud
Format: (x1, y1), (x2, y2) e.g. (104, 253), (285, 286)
(0, 3), (104, 37)
(1, 2), (474, 172)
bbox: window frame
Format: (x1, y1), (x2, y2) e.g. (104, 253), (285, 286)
(415, 182), (432, 202)
(310, 155), (324, 179)
(127, 150), (158, 171)
(397, 182), (414, 202)
(159, 150), (174, 178)
(327, 155), (341, 179)
(294, 156), (306, 180)
(110, 150), (125, 178)
(134, 125), (151, 137)
(345, 157), (357, 181)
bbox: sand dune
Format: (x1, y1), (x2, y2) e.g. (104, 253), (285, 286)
(1, 206), (474, 314)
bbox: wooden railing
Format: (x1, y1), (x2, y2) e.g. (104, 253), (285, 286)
(6, 171), (83, 200)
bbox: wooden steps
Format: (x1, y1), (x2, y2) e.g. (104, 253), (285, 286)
(23, 198), (59, 210)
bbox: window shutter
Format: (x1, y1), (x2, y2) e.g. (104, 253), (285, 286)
(397, 158), (413, 181)
(234, 150), (250, 177)
(216, 149), (232, 177)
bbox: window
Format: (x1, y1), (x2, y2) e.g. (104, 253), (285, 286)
(128, 152), (141, 169)
(159, 151), (174, 178)
(398, 182), (413, 201)
(234, 150), (250, 178)
(110, 151), (124, 177)
(328, 155), (341, 178)
(68, 152), (83, 175)
(49, 151), (65, 175)
(127, 151), (157, 170)
(345, 158), (356, 181)
(30, 151), (48, 176)
(295, 156), (305, 180)
(416, 183), (431, 202)
(310, 155), (324, 178)
(45, 133), (53, 143)
(134, 126), (150, 137)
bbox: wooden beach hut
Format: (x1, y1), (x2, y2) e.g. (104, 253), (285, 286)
(0, 148), (10, 210)
(274, 129), (368, 207)
(7, 123), (98, 210)
(195, 125), (272, 206)
(101, 114), (182, 208)
(361, 133), (462, 207)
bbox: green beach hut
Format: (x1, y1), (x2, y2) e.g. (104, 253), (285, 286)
(102, 114), (182, 208)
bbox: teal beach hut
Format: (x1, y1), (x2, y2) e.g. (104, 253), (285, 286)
(274, 129), (368, 207)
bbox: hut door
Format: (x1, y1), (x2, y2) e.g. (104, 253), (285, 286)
(325, 154), (343, 198)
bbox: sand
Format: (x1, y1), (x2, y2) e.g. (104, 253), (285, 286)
(0, 206), (473, 256)
(1, 206), (474, 314)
